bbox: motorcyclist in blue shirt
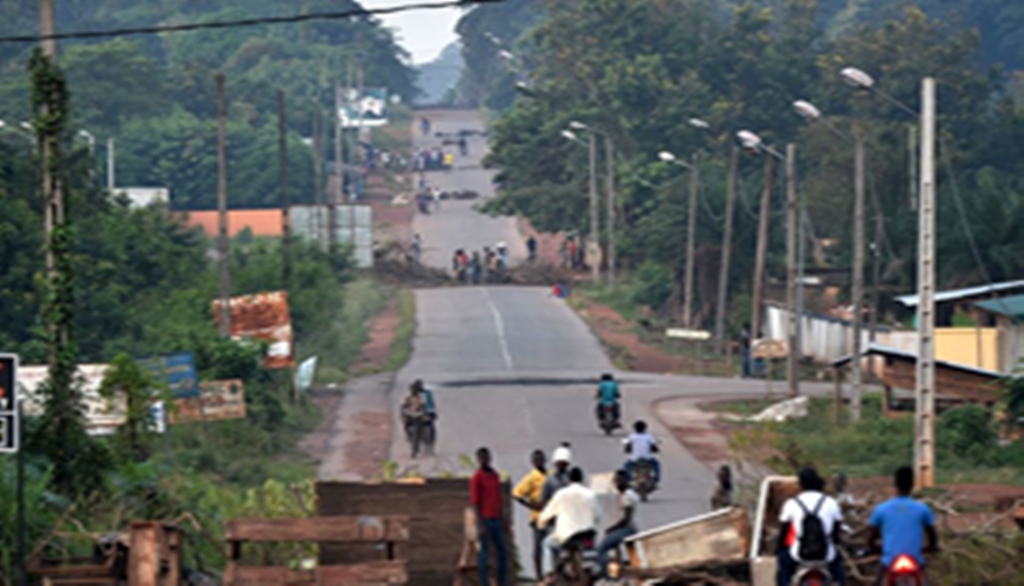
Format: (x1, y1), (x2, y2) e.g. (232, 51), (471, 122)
(595, 373), (621, 424)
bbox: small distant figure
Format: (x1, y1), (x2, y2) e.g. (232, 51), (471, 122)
(470, 251), (482, 284)
(710, 465), (733, 510)
(559, 239), (569, 268)
(740, 323), (752, 378)
(444, 151), (455, 169)
(567, 238), (579, 270)
(411, 234), (422, 264)
(420, 117), (431, 136)
(527, 236), (538, 262)
(459, 134), (469, 156)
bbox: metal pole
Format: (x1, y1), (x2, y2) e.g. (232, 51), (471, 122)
(605, 136), (617, 290)
(714, 146), (739, 354)
(330, 82), (341, 248)
(215, 73), (231, 337)
(589, 132), (600, 283)
(278, 90), (291, 291)
(106, 137), (115, 193)
(751, 156), (774, 339)
(683, 153), (699, 328)
(851, 126), (866, 421)
(785, 143), (799, 396)
(870, 206), (882, 342)
(312, 104), (323, 246)
(915, 77), (937, 489)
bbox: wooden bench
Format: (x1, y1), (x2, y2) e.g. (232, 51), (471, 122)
(224, 516), (410, 586)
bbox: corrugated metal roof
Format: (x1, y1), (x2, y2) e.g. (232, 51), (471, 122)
(975, 294), (1024, 319)
(830, 342), (1001, 379)
(895, 280), (1024, 307)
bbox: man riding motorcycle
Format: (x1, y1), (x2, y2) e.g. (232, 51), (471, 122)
(595, 373), (621, 427)
(867, 466), (938, 585)
(623, 420), (661, 484)
(777, 467), (845, 586)
(401, 380), (437, 446)
(537, 467), (601, 583)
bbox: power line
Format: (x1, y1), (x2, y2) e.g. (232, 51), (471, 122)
(0, 0), (501, 44)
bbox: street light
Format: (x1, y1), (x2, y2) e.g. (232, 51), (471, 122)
(841, 67), (875, 90)
(569, 120), (588, 131)
(561, 129), (582, 144)
(563, 124), (600, 283)
(688, 118), (711, 130)
(659, 149), (702, 327)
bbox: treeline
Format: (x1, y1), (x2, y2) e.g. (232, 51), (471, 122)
(472, 0), (1024, 330)
(0, 0), (416, 209)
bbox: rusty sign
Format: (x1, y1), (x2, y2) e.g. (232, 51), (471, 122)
(212, 291), (295, 369)
(171, 379), (246, 424)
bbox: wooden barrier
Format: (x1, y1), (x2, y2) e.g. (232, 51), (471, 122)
(224, 516), (410, 586)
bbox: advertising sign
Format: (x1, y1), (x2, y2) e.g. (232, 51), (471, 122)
(0, 354), (18, 453)
(212, 291), (295, 369)
(171, 379), (246, 424)
(141, 352), (199, 398)
(339, 87), (390, 128)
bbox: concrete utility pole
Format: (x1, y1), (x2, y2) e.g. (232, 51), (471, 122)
(278, 90), (291, 291)
(312, 104), (324, 245)
(714, 146), (739, 354)
(39, 0), (58, 284)
(588, 132), (600, 283)
(870, 196), (883, 341)
(751, 156), (775, 339)
(851, 126), (866, 421)
(605, 136), (617, 290)
(352, 58), (364, 243)
(785, 143), (799, 396)
(215, 73), (231, 337)
(106, 138), (115, 193)
(330, 82), (341, 248)
(682, 153), (700, 328)
(915, 78), (937, 489)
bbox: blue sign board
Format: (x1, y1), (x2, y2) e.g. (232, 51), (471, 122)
(141, 352), (199, 398)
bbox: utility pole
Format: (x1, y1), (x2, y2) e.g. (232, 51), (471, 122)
(278, 90), (291, 292)
(106, 138), (115, 193)
(215, 73), (231, 337)
(330, 82), (341, 248)
(915, 78), (937, 489)
(312, 104), (324, 246)
(870, 199), (883, 341)
(682, 153), (699, 328)
(714, 146), (739, 354)
(605, 136), (617, 290)
(785, 143), (799, 397)
(751, 156), (774, 339)
(352, 58), (364, 247)
(851, 126), (866, 421)
(588, 132), (599, 283)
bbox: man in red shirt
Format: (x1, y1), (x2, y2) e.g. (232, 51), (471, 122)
(471, 447), (508, 586)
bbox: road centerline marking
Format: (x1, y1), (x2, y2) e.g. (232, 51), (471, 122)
(483, 288), (514, 371)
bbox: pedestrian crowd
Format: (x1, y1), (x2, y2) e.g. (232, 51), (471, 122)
(558, 235), (587, 270)
(451, 242), (509, 284)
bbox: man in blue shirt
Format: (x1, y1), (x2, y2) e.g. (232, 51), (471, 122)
(868, 466), (938, 584)
(595, 373), (621, 425)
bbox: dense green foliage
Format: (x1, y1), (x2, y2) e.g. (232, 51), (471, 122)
(477, 0), (1024, 333)
(0, 1), (416, 209)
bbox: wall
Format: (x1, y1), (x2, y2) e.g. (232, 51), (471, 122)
(934, 327), (998, 371)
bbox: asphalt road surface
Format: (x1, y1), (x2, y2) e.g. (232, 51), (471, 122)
(393, 110), (728, 579)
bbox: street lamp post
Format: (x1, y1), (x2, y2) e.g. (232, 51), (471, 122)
(566, 121), (603, 284)
(658, 150), (699, 328)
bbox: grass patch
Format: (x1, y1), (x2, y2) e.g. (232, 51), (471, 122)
(385, 289), (416, 371)
(706, 398), (779, 416)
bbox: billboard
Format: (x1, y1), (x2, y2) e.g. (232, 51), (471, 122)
(140, 352), (199, 398)
(339, 87), (391, 128)
(212, 291), (295, 369)
(170, 379), (246, 424)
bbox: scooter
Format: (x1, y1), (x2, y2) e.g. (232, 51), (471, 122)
(883, 554), (924, 586)
(553, 530), (600, 586)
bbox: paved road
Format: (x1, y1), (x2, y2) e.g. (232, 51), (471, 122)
(391, 110), (732, 579)
(411, 110), (527, 269)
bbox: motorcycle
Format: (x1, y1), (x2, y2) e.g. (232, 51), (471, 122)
(406, 414), (436, 458)
(597, 403), (620, 435)
(553, 530), (600, 586)
(883, 554), (924, 586)
(631, 459), (657, 502)
(791, 561), (832, 586)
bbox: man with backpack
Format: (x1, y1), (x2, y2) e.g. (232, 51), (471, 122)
(777, 467), (845, 586)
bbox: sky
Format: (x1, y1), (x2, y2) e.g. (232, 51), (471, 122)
(361, 0), (463, 65)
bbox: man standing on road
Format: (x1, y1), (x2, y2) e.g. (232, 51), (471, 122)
(777, 467), (845, 586)
(867, 466), (938, 585)
(471, 447), (508, 586)
(527, 235), (538, 262)
(512, 449), (548, 580)
(597, 470), (639, 577)
(537, 467), (601, 582)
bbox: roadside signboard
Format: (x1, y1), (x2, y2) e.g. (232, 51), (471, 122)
(212, 291), (295, 369)
(141, 352), (199, 398)
(171, 379), (246, 424)
(295, 356), (318, 393)
(0, 354), (18, 453)
(666, 328), (712, 341)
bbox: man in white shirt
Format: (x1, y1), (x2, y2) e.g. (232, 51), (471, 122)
(537, 467), (600, 580)
(623, 420), (661, 483)
(777, 467), (845, 586)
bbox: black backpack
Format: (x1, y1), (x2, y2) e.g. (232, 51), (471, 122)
(795, 495), (829, 561)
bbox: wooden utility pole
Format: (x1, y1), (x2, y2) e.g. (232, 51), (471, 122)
(915, 78), (937, 489)
(312, 104), (324, 245)
(278, 90), (291, 291)
(588, 132), (599, 283)
(330, 82), (341, 248)
(751, 156), (775, 338)
(851, 126), (866, 421)
(785, 143), (799, 397)
(714, 146), (739, 354)
(215, 74), (231, 337)
(605, 136), (616, 290)
(682, 153), (700, 328)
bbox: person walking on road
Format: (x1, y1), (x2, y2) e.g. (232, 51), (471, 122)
(527, 235), (538, 262)
(471, 447), (509, 586)
(512, 449), (548, 580)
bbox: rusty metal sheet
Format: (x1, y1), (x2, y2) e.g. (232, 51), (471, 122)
(171, 379), (246, 424)
(212, 291), (295, 369)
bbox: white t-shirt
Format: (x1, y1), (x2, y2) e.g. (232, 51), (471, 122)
(779, 491), (843, 562)
(538, 483), (601, 544)
(625, 432), (658, 461)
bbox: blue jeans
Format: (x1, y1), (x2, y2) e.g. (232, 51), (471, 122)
(598, 526), (636, 575)
(625, 458), (661, 483)
(478, 518), (508, 586)
(777, 548), (845, 586)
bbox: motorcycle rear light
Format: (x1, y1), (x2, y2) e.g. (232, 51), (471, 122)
(891, 555), (919, 574)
